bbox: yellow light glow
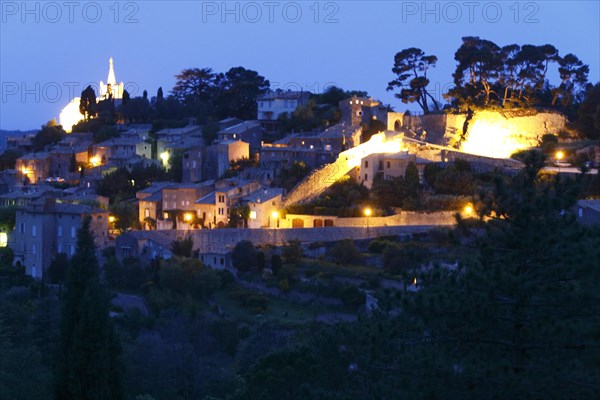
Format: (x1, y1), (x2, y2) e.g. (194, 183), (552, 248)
(249, 211), (257, 219)
(108, 216), (115, 223)
(0, 232), (7, 247)
(184, 213), (193, 222)
(364, 208), (372, 217)
(346, 133), (403, 169)
(556, 151), (564, 160)
(59, 97), (84, 133)
(461, 118), (529, 159)
(271, 211), (279, 219)
(160, 152), (170, 164)
(412, 277), (417, 286)
(464, 205), (474, 215)
(90, 156), (100, 166)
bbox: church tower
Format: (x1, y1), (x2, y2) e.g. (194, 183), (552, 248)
(99, 57), (124, 99)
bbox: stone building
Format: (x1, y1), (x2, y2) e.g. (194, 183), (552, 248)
(15, 152), (51, 184)
(257, 90), (311, 132)
(217, 120), (263, 153)
(243, 187), (284, 229)
(339, 96), (389, 128)
(358, 152), (431, 189)
(10, 199), (108, 279)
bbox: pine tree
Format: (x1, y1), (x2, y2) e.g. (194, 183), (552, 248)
(54, 217), (124, 400)
(408, 151), (600, 397)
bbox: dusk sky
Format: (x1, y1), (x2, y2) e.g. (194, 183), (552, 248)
(1, 0), (599, 130)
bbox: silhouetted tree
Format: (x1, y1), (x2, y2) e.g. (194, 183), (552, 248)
(54, 217), (123, 400)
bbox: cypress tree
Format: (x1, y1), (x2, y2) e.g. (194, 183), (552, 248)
(54, 217), (124, 400)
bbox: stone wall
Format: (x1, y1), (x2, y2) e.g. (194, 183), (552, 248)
(283, 156), (351, 206)
(283, 132), (396, 206)
(282, 211), (456, 228)
(186, 224), (453, 253)
(403, 110), (567, 150)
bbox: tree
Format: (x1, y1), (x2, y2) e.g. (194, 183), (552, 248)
(170, 236), (194, 258)
(434, 164), (475, 195)
(330, 239), (361, 266)
(0, 205), (16, 232)
(172, 68), (222, 122)
(552, 53), (589, 109)
(0, 149), (22, 171)
(405, 151), (600, 397)
(404, 162), (420, 198)
(54, 217), (123, 400)
(446, 36), (503, 108)
(577, 82), (600, 139)
(94, 125), (119, 144)
(256, 251), (266, 272)
(167, 150), (183, 182)
(79, 86), (97, 121)
(282, 240), (302, 266)
(109, 202), (139, 233)
(271, 254), (282, 276)
(387, 47), (439, 114)
(232, 240), (258, 272)
(47, 253), (68, 284)
(215, 66), (270, 120)
(32, 120), (66, 152)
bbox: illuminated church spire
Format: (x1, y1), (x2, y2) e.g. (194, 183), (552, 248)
(107, 57), (117, 85)
(60, 57), (125, 132)
(99, 57), (124, 100)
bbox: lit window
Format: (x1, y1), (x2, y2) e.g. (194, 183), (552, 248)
(32, 225), (37, 237)
(0, 232), (7, 247)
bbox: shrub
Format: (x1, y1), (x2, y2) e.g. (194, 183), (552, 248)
(330, 239), (361, 266)
(232, 240), (258, 272)
(339, 286), (365, 309)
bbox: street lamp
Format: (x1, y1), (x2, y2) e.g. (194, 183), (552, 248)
(184, 212), (193, 222)
(464, 204), (474, 216)
(556, 151), (565, 172)
(364, 208), (372, 236)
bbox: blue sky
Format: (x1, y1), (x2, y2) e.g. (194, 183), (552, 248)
(1, 0), (599, 130)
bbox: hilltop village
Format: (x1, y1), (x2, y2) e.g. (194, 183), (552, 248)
(1, 38), (599, 399)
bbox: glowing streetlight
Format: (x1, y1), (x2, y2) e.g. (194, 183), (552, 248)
(271, 211), (279, 228)
(556, 151), (564, 160)
(108, 216), (116, 223)
(90, 156), (100, 166)
(364, 208), (372, 235)
(184, 212), (193, 222)
(160, 151), (170, 166)
(464, 204), (474, 216)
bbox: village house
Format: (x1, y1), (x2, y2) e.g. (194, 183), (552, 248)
(242, 187), (284, 229)
(358, 152), (431, 189)
(195, 179), (260, 228)
(216, 120), (262, 152)
(15, 152), (52, 184)
(257, 90), (311, 132)
(204, 139), (250, 180)
(10, 198), (108, 279)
